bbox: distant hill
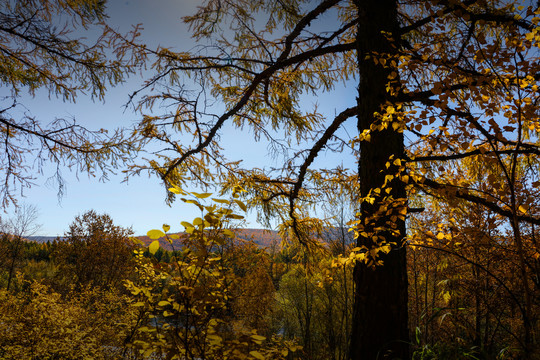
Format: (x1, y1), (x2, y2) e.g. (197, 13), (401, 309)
(132, 227), (353, 251)
(27, 236), (61, 243)
(136, 228), (281, 251)
(27, 229), (281, 250)
(27, 228), (352, 251)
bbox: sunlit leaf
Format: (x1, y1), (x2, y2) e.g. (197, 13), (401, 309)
(250, 334), (266, 345)
(212, 198), (230, 204)
(191, 191), (212, 198)
(222, 229), (234, 238)
(234, 199), (248, 212)
(149, 240), (160, 255)
(168, 187), (182, 194)
(249, 351), (265, 360)
(148, 229), (165, 239)
(181, 221), (193, 229)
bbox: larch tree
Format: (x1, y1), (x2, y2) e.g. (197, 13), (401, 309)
(0, 0), (144, 206)
(130, 0), (540, 358)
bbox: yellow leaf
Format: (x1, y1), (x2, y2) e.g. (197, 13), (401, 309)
(222, 229), (234, 238)
(191, 191), (212, 199)
(181, 221), (193, 229)
(149, 240), (160, 255)
(168, 187), (182, 194)
(234, 199), (248, 212)
(148, 229), (165, 239)
(518, 205), (529, 214)
(212, 198), (230, 204)
(182, 198), (204, 210)
(207, 334), (222, 346)
(162, 224), (170, 232)
(249, 351), (265, 360)
(443, 291), (451, 304)
(436, 232), (445, 240)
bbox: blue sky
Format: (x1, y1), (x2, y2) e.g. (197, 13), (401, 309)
(6, 0), (358, 236)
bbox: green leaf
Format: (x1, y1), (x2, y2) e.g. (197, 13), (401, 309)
(149, 240), (160, 255)
(148, 229), (165, 239)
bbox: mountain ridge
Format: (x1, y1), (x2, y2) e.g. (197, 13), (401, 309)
(26, 228), (282, 250)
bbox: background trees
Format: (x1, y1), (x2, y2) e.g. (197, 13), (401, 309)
(54, 210), (136, 290)
(408, 155), (540, 358)
(0, 204), (41, 290)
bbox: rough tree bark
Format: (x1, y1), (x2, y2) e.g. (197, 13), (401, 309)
(349, 0), (410, 359)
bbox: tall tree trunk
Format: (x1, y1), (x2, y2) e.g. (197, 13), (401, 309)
(349, 0), (410, 359)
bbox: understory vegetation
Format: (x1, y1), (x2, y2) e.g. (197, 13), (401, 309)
(0, 186), (538, 359)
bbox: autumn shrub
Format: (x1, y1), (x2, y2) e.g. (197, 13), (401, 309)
(0, 279), (137, 359)
(124, 187), (300, 359)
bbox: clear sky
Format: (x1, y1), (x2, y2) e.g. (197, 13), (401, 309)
(7, 0), (358, 236)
